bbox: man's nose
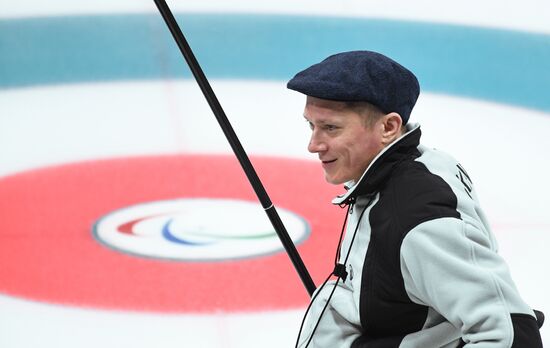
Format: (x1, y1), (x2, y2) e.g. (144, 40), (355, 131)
(308, 132), (327, 153)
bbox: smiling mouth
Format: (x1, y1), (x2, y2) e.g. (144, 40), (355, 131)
(322, 159), (337, 164)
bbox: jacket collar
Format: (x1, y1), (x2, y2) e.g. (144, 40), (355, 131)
(332, 123), (422, 205)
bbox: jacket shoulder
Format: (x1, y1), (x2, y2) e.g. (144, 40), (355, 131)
(383, 156), (461, 232)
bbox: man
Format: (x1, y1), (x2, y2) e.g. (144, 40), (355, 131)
(287, 51), (543, 347)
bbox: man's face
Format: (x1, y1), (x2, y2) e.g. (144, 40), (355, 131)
(304, 97), (386, 185)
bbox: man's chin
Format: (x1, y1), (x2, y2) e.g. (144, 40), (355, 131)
(324, 173), (345, 186)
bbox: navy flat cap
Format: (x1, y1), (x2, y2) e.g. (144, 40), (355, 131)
(287, 51), (420, 124)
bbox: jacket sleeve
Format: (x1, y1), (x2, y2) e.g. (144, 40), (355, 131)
(399, 217), (542, 347)
(350, 334), (405, 348)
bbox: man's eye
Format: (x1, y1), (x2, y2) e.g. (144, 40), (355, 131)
(324, 125), (337, 131)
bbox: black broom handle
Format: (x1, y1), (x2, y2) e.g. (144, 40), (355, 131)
(153, 0), (316, 297)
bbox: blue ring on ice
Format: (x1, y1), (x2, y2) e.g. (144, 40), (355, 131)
(0, 14), (549, 111)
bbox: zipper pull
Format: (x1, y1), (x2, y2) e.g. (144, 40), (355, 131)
(349, 197), (355, 214)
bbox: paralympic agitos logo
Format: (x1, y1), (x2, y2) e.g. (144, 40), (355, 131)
(93, 198), (310, 261)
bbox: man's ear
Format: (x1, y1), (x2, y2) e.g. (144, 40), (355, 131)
(381, 112), (403, 145)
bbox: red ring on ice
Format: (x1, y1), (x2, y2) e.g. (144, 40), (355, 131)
(0, 155), (342, 313)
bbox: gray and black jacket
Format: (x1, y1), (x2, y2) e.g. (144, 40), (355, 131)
(297, 123), (543, 348)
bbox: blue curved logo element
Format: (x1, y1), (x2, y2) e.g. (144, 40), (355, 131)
(161, 218), (213, 246)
